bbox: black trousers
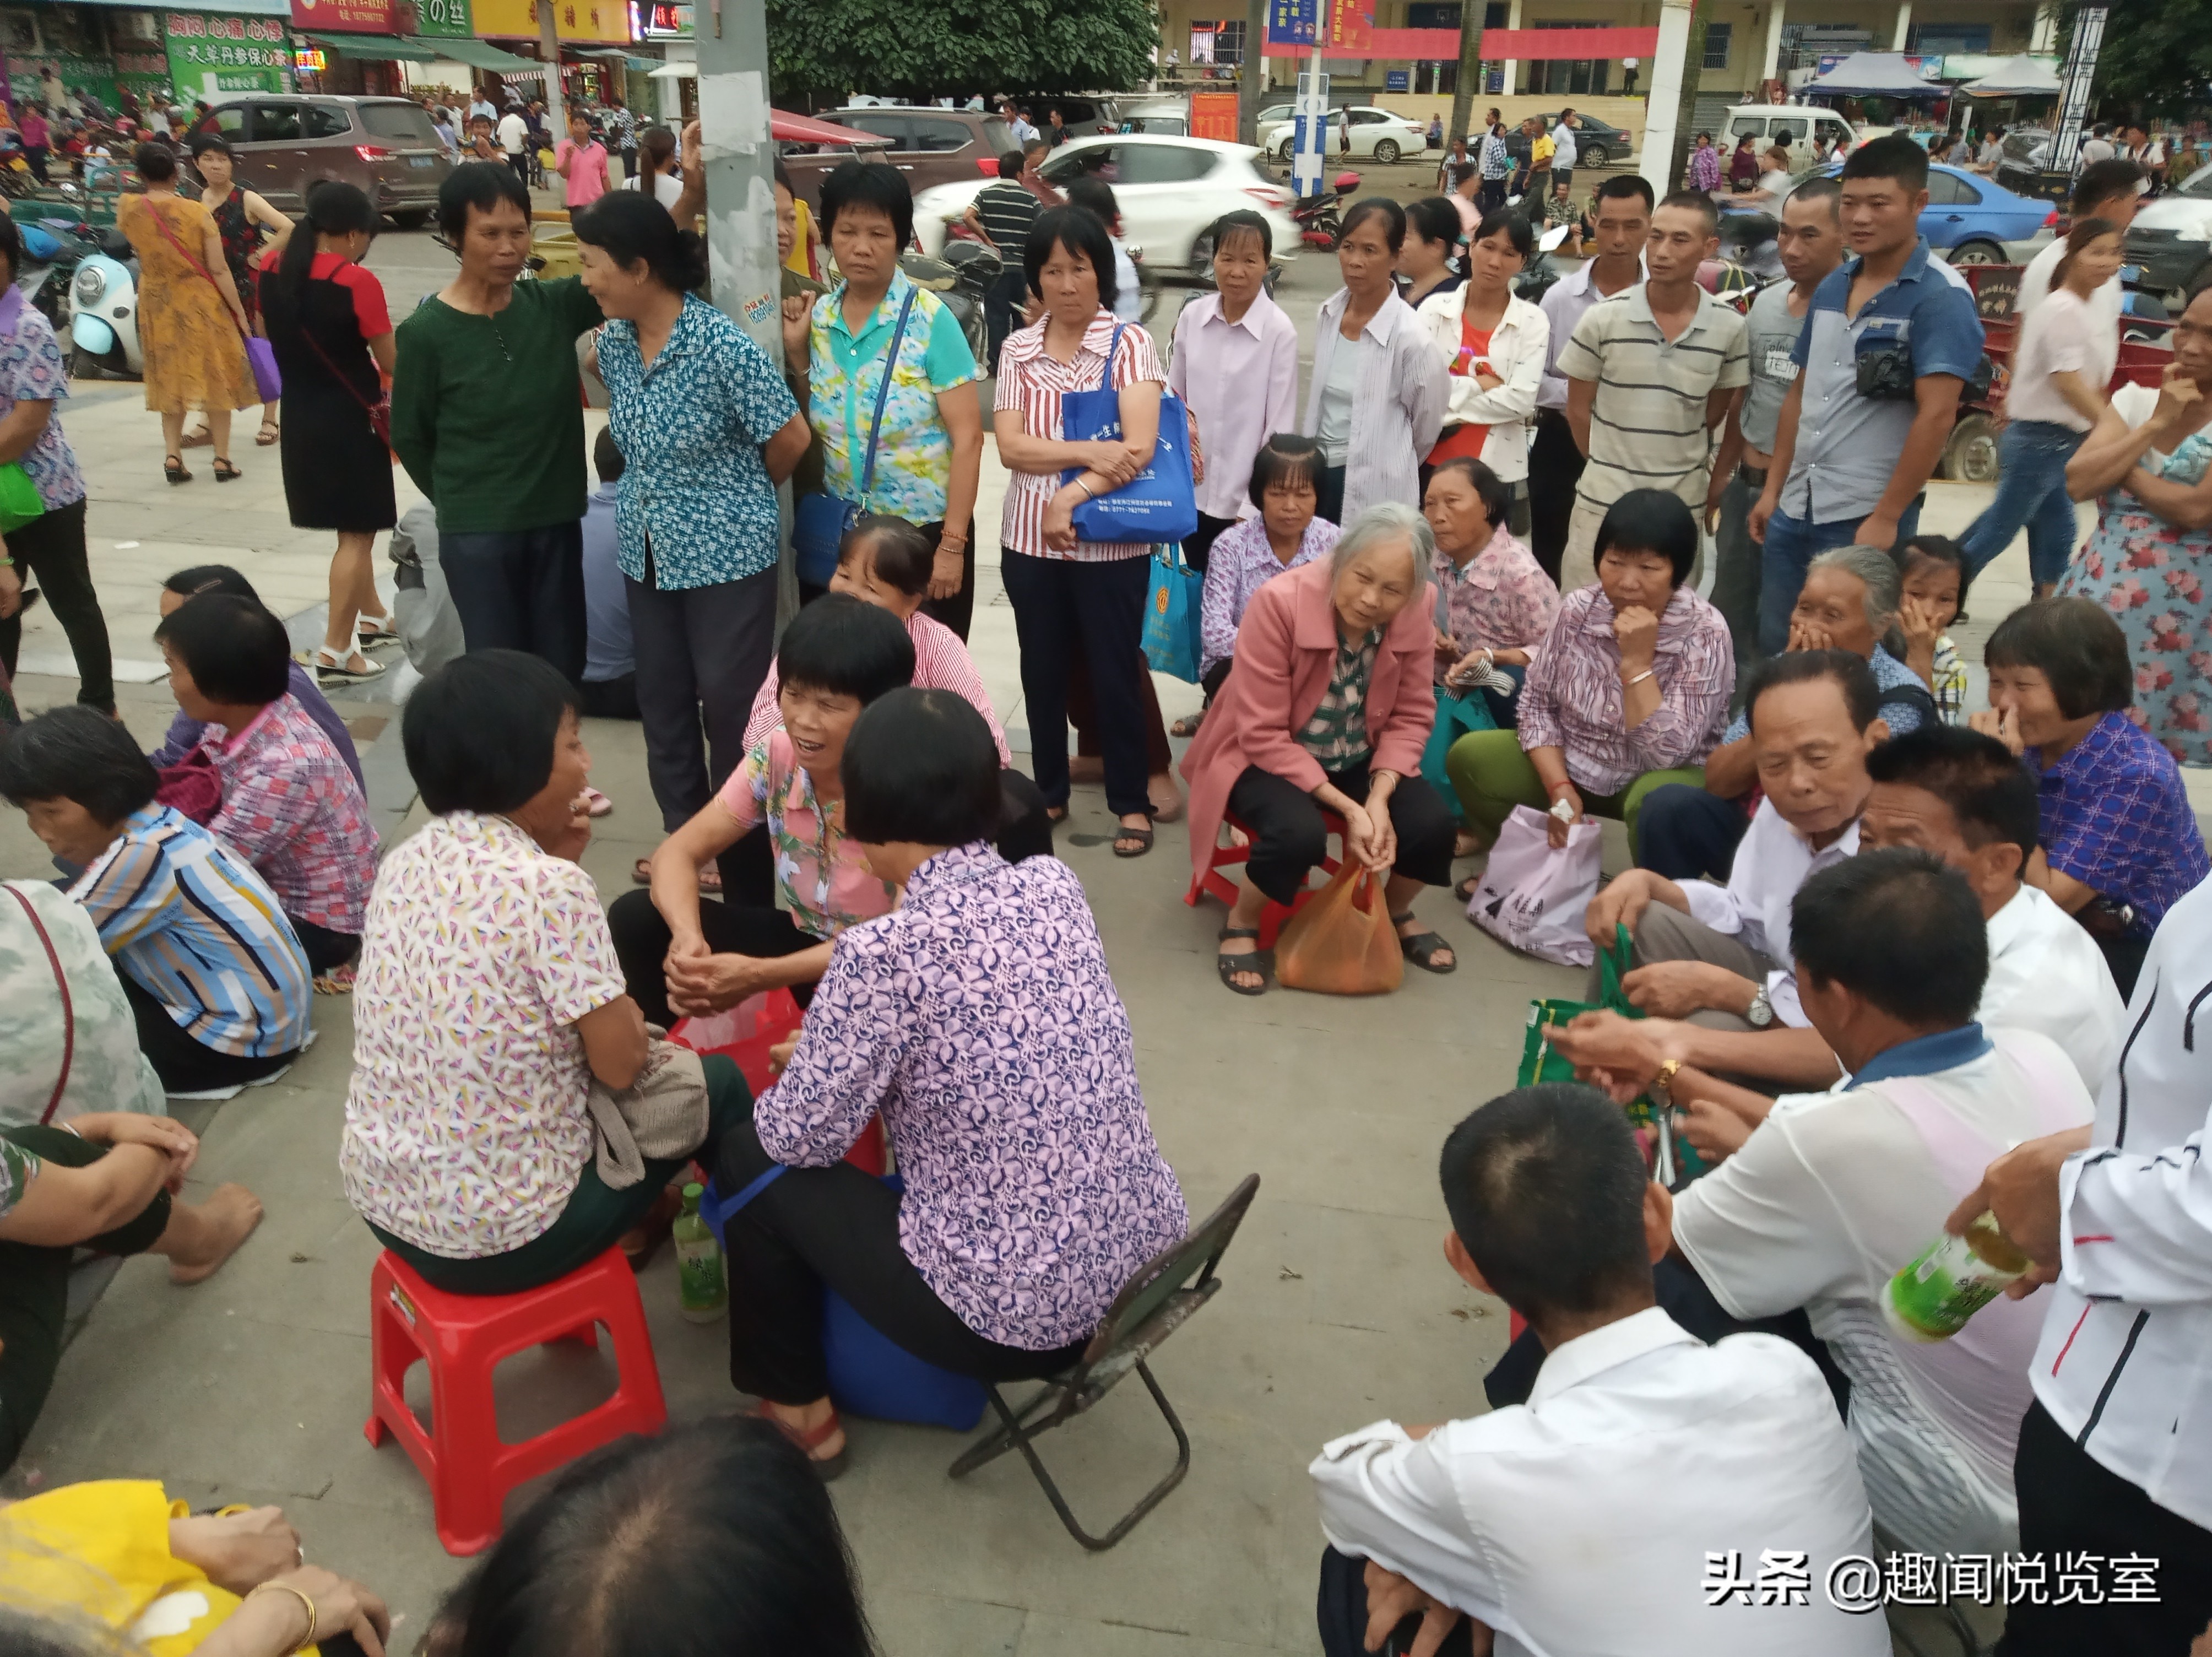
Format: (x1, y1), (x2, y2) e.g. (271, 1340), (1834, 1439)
(0, 499), (111, 712)
(606, 886), (821, 1026)
(985, 268), (1029, 376)
(1316, 465), (1347, 530)
(712, 1087), (1088, 1405)
(288, 914), (360, 974)
(578, 671), (640, 720)
(1228, 761), (1456, 906)
(1183, 510), (1238, 576)
(1525, 410), (1583, 586)
(1000, 549), (1152, 817)
(441, 519), (588, 684)
(626, 560), (777, 831)
(1633, 782), (1750, 881)
(2098, 932), (2153, 1004)
(0, 1124), (173, 1472)
(1999, 1399), (2212, 1656)
(119, 973), (298, 1095)
(1317, 1544), (1481, 1657)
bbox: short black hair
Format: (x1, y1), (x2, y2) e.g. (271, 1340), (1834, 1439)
(1248, 432), (1324, 511)
(818, 157), (914, 251)
(771, 155), (794, 194)
(1338, 197), (1407, 253)
(1064, 174), (1119, 231)
(134, 140), (176, 182)
(574, 188), (708, 293)
(154, 593), (291, 706)
(1894, 532), (1972, 615)
(187, 131), (231, 161)
(1208, 207), (1272, 262)
(164, 563), (258, 601)
(1866, 724), (2040, 865)
(437, 159), (531, 243)
(1429, 455), (1510, 530)
(403, 649), (580, 816)
(1790, 847), (1988, 1027)
(842, 687), (1001, 846)
(1744, 648), (1882, 735)
(1790, 175), (1843, 221)
(1594, 174), (1655, 213)
(0, 705), (161, 821)
(1471, 206), (1533, 258)
(1023, 204), (1118, 309)
(840, 514), (934, 597)
(1438, 1084), (1652, 1324)
(1842, 132), (1929, 192)
(2072, 156), (2144, 217)
(997, 149), (1024, 178)
(1593, 489), (1697, 587)
(1656, 188), (1720, 234)
(775, 592), (915, 705)
(1983, 597), (2133, 719)
(593, 425), (625, 484)
(1405, 195), (1461, 252)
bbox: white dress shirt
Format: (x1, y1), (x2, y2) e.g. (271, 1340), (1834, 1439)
(1535, 252), (1645, 411)
(1977, 882), (2126, 1095)
(2032, 875), (2212, 1530)
(1679, 799), (1859, 1027)
(1413, 289), (1550, 483)
(1312, 1307), (1886, 1657)
(1676, 1026), (2096, 1557)
(1168, 288), (1300, 522)
(1301, 288), (1448, 522)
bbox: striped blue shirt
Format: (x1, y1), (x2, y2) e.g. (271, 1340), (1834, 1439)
(71, 804), (312, 1058)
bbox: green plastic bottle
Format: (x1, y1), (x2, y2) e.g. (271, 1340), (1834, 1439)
(1884, 1212), (2031, 1342)
(674, 1182), (727, 1323)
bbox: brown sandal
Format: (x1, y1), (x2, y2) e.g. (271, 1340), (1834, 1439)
(752, 1401), (848, 1480)
(212, 457), (241, 482)
(164, 453), (191, 484)
(256, 419), (280, 446)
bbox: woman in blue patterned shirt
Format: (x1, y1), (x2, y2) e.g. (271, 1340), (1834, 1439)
(576, 192), (810, 843)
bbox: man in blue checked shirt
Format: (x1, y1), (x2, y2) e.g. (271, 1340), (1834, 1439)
(1476, 110), (1511, 213)
(1749, 136), (1985, 657)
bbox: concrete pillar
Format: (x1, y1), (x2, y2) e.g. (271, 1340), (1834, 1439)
(536, 0), (565, 134)
(1760, 1), (1784, 81)
(1891, 0), (1911, 52)
(1501, 0), (1522, 100)
(1640, 0), (1695, 193)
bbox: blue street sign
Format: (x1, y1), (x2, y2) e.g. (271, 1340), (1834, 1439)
(1386, 68), (1409, 91)
(1269, 0), (1316, 46)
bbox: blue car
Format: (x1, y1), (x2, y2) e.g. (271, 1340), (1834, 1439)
(1730, 162), (2056, 266)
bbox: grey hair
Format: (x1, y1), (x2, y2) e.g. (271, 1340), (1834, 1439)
(1330, 501), (1435, 577)
(1807, 543), (1902, 633)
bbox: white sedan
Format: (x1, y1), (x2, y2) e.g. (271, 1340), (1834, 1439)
(909, 134), (1299, 274)
(1260, 106), (1430, 164)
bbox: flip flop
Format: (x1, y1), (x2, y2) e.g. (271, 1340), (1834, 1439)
(1170, 712), (1204, 738)
(579, 786), (614, 817)
(1393, 912), (1458, 974)
(1454, 874), (1483, 903)
(1217, 925), (1267, 995)
(752, 1401), (848, 1481)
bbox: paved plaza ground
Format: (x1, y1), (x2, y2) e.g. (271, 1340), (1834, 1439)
(3, 230), (2197, 1657)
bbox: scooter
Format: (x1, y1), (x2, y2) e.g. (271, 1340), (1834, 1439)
(1292, 169), (1364, 251)
(901, 242), (1000, 369)
(68, 227), (140, 380)
(15, 214), (100, 335)
(1512, 221), (1574, 307)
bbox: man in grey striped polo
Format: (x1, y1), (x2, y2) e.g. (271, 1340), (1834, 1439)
(1557, 191), (1749, 592)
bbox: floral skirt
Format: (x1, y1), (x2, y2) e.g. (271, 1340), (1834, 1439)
(2059, 491), (2212, 767)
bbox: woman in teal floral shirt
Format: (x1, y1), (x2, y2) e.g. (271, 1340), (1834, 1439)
(576, 193), (810, 837)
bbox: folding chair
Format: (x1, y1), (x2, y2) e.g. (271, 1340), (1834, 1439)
(947, 1173), (1261, 1551)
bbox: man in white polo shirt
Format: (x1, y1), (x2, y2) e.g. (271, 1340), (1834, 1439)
(1558, 189), (1749, 592)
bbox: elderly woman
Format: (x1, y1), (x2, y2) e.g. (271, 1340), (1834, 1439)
(1415, 208), (1548, 527)
(1634, 541), (1940, 881)
(341, 652), (741, 1293)
(1181, 503), (1459, 994)
(1972, 598), (2211, 998)
(713, 689), (1188, 1472)
(575, 189), (810, 852)
(1195, 432), (1339, 707)
(782, 162), (983, 635)
(154, 593), (379, 974)
(1444, 489), (1732, 869)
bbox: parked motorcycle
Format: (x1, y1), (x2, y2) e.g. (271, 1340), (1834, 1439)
(927, 239), (1002, 366)
(14, 215), (97, 335)
(1292, 169), (1364, 252)
(69, 227), (140, 380)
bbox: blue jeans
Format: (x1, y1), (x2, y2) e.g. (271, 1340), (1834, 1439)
(1756, 496), (1923, 657)
(1959, 419), (2088, 587)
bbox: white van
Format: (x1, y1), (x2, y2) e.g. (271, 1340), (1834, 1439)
(1725, 107), (1859, 168)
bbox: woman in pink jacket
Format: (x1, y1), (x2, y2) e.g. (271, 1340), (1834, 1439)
(1181, 502), (1456, 994)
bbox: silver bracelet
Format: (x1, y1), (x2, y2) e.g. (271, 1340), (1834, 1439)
(1624, 668), (1656, 687)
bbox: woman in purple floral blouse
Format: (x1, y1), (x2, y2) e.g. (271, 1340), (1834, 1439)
(713, 688), (1188, 1474)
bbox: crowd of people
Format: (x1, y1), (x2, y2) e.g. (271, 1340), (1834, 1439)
(3, 97), (2212, 1657)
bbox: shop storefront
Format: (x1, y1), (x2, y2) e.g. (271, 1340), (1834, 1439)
(0, 0), (294, 115)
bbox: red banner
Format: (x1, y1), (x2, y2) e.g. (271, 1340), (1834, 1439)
(1325, 0), (1370, 54)
(1266, 23), (1658, 58)
(290, 0), (399, 34)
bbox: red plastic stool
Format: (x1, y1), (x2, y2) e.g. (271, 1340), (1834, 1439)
(670, 989), (886, 1174)
(364, 1246), (668, 1555)
(1184, 808), (1347, 947)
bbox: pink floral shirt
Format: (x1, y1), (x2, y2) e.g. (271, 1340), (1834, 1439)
(339, 812), (627, 1258)
(202, 693), (378, 933)
(715, 730), (895, 939)
(1430, 521), (1560, 683)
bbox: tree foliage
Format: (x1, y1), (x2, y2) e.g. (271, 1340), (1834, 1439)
(768, 0), (1161, 101)
(2065, 0), (2212, 117)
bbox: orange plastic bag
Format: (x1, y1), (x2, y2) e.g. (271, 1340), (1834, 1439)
(1274, 860), (1404, 995)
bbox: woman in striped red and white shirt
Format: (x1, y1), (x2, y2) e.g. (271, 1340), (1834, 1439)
(994, 204), (1168, 858)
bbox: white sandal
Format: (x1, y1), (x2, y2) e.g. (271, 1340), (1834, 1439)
(300, 645), (384, 681)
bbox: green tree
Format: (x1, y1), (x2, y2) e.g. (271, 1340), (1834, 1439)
(2065, 0), (2212, 116)
(1446, 7), (1484, 147)
(1667, 0), (1714, 192)
(768, 0), (1159, 102)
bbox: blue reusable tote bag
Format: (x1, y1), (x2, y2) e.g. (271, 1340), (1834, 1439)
(1141, 541), (1203, 683)
(793, 288), (918, 587)
(1059, 322), (1200, 544)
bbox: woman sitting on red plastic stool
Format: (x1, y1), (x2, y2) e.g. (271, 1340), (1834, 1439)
(714, 689), (1189, 1476)
(339, 651), (744, 1293)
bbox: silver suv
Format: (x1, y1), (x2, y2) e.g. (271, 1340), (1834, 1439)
(186, 95), (451, 225)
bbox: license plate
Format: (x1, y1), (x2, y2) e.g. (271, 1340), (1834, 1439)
(409, 154), (435, 169)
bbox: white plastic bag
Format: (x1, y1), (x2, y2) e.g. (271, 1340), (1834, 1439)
(1464, 803), (1604, 967)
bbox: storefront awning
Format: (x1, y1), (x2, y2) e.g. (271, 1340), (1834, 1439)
(572, 47), (659, 69)
(310, 31), (440, 60)
(411, 36), (544, 70)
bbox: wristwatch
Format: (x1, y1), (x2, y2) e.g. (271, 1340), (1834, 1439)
(1745, 983), (1775, 1029)
(1652, 1057), (1684, 1103)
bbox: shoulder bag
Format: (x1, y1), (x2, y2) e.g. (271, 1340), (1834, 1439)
(300, 324), (393, 452)
(794, 286), (917, 588)
(1059, 321), (1199, 544)
(4, 882), (73, 1124)
(143, 195), (281, 402)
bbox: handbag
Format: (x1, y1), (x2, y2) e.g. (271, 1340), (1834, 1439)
(4, 882), (72, 1124)
(0, 286), (44, 533)
(1140, 540), (1203, 682)
(1275, 860), (1404, 995)
(583, 1028), (711, 1190)
(794, 287), (917, 588)
(1463, 802), (1603, 966)
(142, 195), (278, 400)
(1059, 321), (1200, 544)
(301, 324), (392, 451)
(1419, 684), (1495, 824)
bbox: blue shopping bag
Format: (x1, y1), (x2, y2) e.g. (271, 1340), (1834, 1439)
(1421, 685), (1497, 825)
(1141, 542), (1203, 683)
(1060, 322), (1199, 544)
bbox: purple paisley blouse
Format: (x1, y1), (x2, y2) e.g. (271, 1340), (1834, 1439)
(756, 841), (1189, 1350)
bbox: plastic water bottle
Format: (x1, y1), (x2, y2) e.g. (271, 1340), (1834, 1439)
(1884, 1212), (2031, 1342)
(674, 1182), (727, 1323)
